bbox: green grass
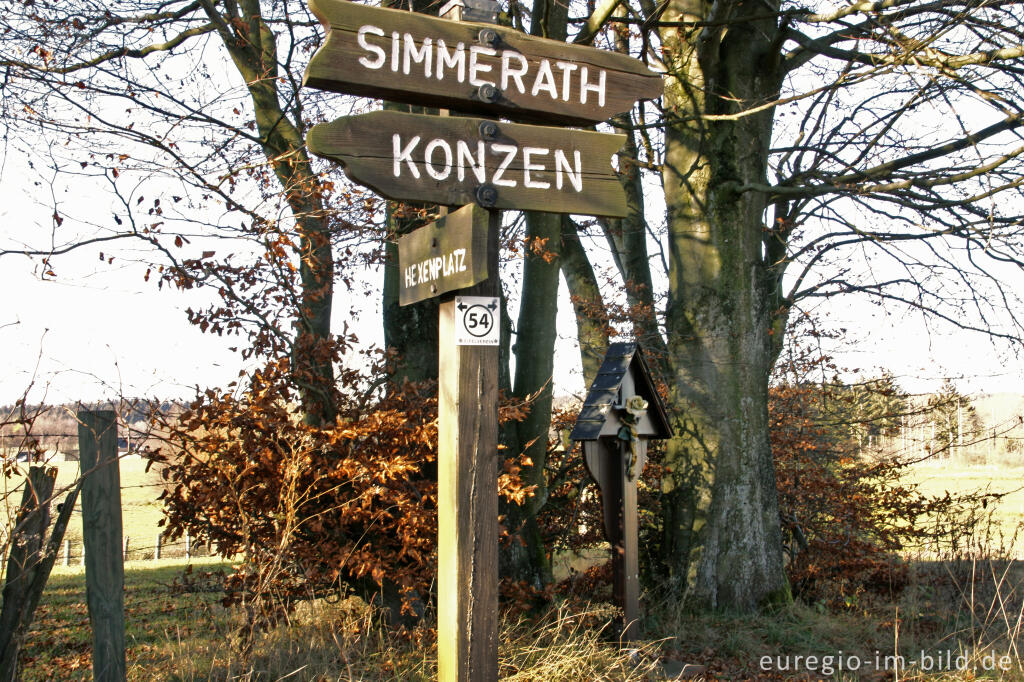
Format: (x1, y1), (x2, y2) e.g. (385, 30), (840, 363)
(13, 552), (1024, 681)
(19, 557), (231, 680)
(16, 558), (663, 681)
(10, 458), (1024, 679)
(905, 459), (1024, 555)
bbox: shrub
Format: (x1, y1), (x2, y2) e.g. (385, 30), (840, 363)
(149, 354), (439, 636)
(770, 345), (988, 607)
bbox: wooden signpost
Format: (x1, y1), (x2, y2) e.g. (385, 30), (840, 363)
(307, 110), (629, 217)
(436, 215), (500, 681)
(302, 0), (663, 676)
(304, 0), (662, 126)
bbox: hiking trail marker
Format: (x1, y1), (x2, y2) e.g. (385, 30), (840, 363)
(454, 296), (499, 345)
(302, 0), (663, 677)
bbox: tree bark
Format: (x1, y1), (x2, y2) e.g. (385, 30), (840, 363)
(210, 0), (337, 425)
(559, 217), (608, 387)
(601, 46), (668, 370)
(0, 467), (56, 681)
(496, 0), (570, 588)
(379, 0), (443, 385)
(501, 211), (561, 585)
(657, 0), (791, 611)
(382, 204), (440, 385)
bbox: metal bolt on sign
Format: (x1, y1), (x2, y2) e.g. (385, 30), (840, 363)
(476, 83), (502, 103)
(475, 184), (499, 208)
(477, 27), (500, 47)
(478, 121), (500, 140)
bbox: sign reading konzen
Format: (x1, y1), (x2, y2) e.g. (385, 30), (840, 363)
(304, 0), (663, 126)
(306, 110), (628, 217)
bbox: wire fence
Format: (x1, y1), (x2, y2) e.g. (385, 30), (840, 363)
(1, 459), (214, 569)
(53, 534), (218, 566)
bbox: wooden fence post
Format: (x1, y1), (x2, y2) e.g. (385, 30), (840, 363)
(78, 410), (126, 682)
(154, 534), (161, 561)
(63, 540), (71, 567)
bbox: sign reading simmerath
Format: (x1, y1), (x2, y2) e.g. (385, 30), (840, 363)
(304, 0), (663, 125)
(306, 110), (628, 216)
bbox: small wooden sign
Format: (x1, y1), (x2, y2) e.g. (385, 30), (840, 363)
(398, 203), (489, 306)
(303, 0), (663, 126)
(307, 110), (628, 216)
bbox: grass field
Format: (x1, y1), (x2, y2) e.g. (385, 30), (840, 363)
(14, 554), (1024, 680)
(2, 456), (200, 562)
(19, 557), (232, 680)
(9, 452), (1024, 678)
(19, 557), (671, 680)
(905, 459), (1024, 556)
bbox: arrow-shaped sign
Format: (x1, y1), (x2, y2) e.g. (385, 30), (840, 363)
(304, 0), (663, 126)
(307, 110), (629, 217)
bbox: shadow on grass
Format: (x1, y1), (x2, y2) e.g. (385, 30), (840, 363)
(17, 555), (1024, 680)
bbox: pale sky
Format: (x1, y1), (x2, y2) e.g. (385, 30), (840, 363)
(2, 100), (1023, 406)
(4, 191), (1023, 407)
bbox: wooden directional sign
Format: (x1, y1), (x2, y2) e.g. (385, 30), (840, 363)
(307, 109), (629, 216)
(398, 203), (489, 306)
(304, 0), (663, 126)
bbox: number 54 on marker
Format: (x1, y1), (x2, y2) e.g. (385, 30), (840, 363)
(455, 296), (499, 346)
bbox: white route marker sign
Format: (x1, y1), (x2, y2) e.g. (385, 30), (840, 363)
(455, 296), (499, 346)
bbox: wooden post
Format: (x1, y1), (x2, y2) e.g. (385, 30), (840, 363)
(185, 532), (191, 560)
(437, 208), (500, 682)
(582, 439), (643, 641)
(154, 534), (161, 561)
(63, 540), (71, 567)
(122, 536), (129, 562)
(620, 440), (644, 641)
(433, 3), (500, 680)
(78, 410), (126, 682)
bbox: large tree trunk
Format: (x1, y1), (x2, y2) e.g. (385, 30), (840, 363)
(560, 217), (608, 386)
(501, 211), (561, 586)
(601, 111), (671, 378)
(218, 1), (431, 621)
(496, 0), (569, 588)
(382, 201), (440, 385)
(379, 3), (442, 387)
(657, 0), (790, 611)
